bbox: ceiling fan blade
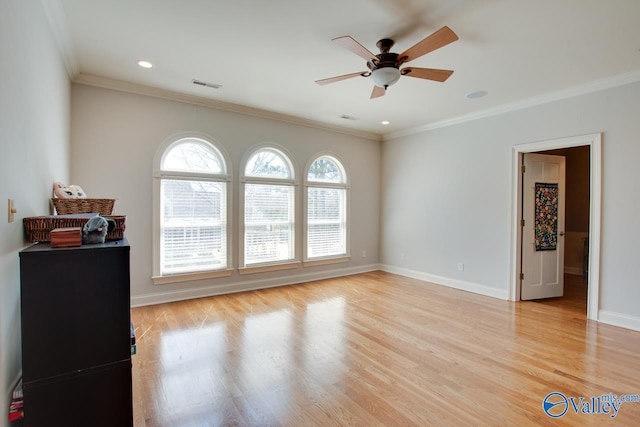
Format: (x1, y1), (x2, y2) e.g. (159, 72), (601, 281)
(401, 67), (454, 82)
(315, 71), (367, 86)
(332, 36), (377, 61)
(370, 85), (386, 99)
(398, 26), (458, 63)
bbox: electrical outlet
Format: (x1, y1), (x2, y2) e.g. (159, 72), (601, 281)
(362, 250), (367, 258)
(400, 252), (405, 260)
(457, 262), (464, 272)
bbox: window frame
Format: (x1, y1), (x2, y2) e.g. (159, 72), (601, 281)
(152, 134), (233, 285)
(303, 153), (351, 266)
(239, 144), (300, 274)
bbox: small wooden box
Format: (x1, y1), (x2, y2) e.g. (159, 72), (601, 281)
(50, 227), (82, 248)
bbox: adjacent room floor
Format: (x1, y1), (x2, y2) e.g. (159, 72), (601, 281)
(131, 272), (640, 426)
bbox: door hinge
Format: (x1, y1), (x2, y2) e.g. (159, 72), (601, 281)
(520, 272), (524, 280)
(521, 165), (526, 173)
(521, 219), (525, 227)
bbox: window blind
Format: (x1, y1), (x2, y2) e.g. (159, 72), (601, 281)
(244, 183), (294, 265)
(307, 187), (346, 258)
(161, 179), (226, 274)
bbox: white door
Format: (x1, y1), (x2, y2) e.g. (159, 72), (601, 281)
(521, 153), (566, 300)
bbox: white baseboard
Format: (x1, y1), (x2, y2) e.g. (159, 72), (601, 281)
(379, 264), (509, 300)
(598, 310), (640, 332)
(131, 264), (380, 307)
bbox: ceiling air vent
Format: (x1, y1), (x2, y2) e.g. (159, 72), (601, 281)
(340, 114), (358, 121)
(192, 79), (222, 89)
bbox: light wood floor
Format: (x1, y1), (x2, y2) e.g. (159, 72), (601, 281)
(131, 272), (640, 426)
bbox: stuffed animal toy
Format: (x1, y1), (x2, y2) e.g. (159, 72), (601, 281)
(53, 181), (87, 199)
(83, 216), (109, 244)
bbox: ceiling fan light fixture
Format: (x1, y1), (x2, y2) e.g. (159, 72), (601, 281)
(370, 67), (401, 88)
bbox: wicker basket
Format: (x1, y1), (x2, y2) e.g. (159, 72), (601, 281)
(24, 214), (126, 243)
(52, 198), (116, 215)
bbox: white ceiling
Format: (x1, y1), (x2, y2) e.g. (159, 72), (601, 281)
(54, 0), (640, 138)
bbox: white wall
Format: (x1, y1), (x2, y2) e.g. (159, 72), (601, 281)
(381, 80), (640, 327)
(0, 0), (70, 420)
(70, 84), (380, 305)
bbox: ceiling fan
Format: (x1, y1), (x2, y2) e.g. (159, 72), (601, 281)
(316, 26), (458, 99)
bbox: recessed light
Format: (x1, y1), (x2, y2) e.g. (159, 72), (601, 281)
(381, 121), (390, 125)
(465, 90), (488, 99)
(137, 60), (153, 69)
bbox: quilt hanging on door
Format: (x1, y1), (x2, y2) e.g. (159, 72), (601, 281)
(534, 182), (558, 251)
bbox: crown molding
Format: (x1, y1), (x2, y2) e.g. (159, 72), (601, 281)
(384, 68), (640, 141)
(73, 73), (382, 142)
(40, 0), (79, 78)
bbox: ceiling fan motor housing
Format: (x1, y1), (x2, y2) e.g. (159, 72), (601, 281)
(368, 52), (400, 72)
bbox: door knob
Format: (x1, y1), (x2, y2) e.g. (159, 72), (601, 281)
(559, 231), (565, 236)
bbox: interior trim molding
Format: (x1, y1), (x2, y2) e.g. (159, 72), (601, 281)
(599, 310), (640, 332)
(131, 264), (380, 307)
(384, 69), (640, 141)
(40, 0), (79, 78)
(379, 264), (509, 300)
(152, 268), (234, 285)
(509, 133), (601, 321)
(238, 261), (301, 276)
(73, 73), (382, 142)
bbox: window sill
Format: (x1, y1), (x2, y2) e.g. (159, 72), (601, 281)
(303, 255), (351, 267)
(152, 268), (234, 285)
(238, 261), (300, 275)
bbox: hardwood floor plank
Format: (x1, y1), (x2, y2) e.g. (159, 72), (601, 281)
(132, 272), (640, 426)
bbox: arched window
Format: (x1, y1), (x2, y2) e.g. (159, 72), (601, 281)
(305, 155), (348, 261)
(241, 146), (297, 268)
(153, 136), (231, 282)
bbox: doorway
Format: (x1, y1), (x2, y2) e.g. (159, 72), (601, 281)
(510, 133), (601, 321)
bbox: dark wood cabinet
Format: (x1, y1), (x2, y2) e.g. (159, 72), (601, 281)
(19, 239), (132, 427)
